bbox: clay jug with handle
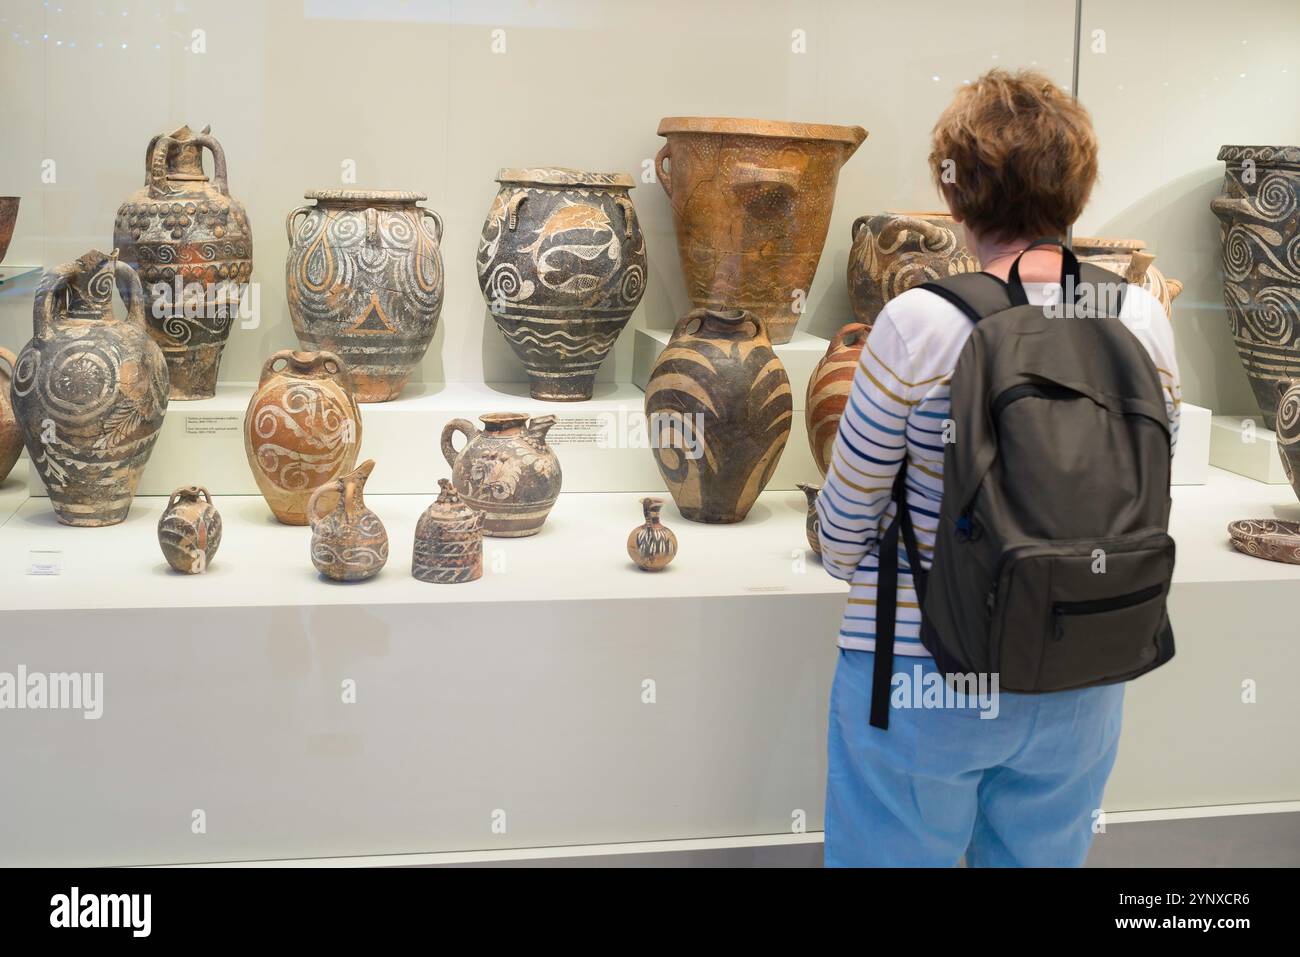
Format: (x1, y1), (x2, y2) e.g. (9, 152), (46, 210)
(307, 459), (388, 582)
(441, 412), (562, 538)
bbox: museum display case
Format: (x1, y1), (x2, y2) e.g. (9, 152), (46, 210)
(0, 0), (1298, 868)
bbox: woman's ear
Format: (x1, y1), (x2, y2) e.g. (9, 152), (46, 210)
(940, 184), (962, 224)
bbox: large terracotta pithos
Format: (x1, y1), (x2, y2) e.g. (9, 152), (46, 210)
(0, 196), (18, 264)
(476, 168), (646, 401)
(287, 189), (444, 402)
(11, 251), (168, 526)
(441, 413), (562, 538)
(644, 309), (792, 524)
(656, 117), (867, 345)
(0, 346), (21, 482)
(158, 486), (222, 574)
(413, 479), (485, 584)
(1211, 145), (1300, 430)
(113, 125), (252, 400)
(806, 323), (868, 476)
(1073, 237), (1182, 320)
(244, 350), (362, 525)
(847, 212), (977, 327)
(308, 459), (388, 582)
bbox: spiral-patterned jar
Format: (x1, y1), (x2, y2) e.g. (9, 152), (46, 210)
(846, 212), (977, 328)
(806, 323), (868, 476)
(644, 309), (792, 524)
(308, 459), (388, 582)
(476, 168), (646, 401)
(158, 486), (222, 574)
(1275, 378), (1300, 503)
(243, 350), (362, 525)
(287, 190), (444, 403)
(11, 250), (169, 526)
(113, 125), (252, 400)
(1211, 145), (1300, 430)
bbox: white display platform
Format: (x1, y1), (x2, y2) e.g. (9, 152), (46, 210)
(631, 327), (829, 403)
(2, 471), (1297, 866)
(1171, 403), (1211, 486)
(27, 380), (823, 499)
(1208, 414), (1291, 485)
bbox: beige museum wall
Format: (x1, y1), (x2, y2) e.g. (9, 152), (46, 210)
(1075, 0), (1300, 417)
(0, 0), (1073, 387)
(1, 0), (1296, 416)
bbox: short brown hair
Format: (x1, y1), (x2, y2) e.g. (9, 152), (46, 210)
(928, 69), (1098, 241)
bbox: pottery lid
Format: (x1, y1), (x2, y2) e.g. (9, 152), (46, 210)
(657, 116), (868, 147)
(304, 189), (427, 203)
(495, 167), (634, 188)
(1217, 145), (1300, 168)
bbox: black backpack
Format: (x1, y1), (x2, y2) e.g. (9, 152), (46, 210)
(870, 239), (1176, 730)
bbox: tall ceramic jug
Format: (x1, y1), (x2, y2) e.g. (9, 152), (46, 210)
(441, 413), (562, 537)
(114, 125), (252, 399)
(307, 459), (388, 582)
(476, 167), (646, 400)
(1211, 145), (1300, 430)
(655, 117), (867, 344)
(11, 250), (169, 525)
(244, 349), (362, 525)
(644, 308), (792, 523)
(286, 189), (444, 402)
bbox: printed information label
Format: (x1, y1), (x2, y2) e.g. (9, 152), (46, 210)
(28, 550), (63, 576)
(546, 416), (606, 447)
(185, 414), (242, 436)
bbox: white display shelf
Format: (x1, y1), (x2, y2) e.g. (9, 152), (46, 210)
(1171, 402), (1211, 486)
(1208, 414), (1291, 485)
(27, 379), (822, 499)
(0, 488), (842, 612)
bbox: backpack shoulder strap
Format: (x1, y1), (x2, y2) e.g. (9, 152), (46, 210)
(916, 272), (1014, 324)
(1076, 261), (1129, 317)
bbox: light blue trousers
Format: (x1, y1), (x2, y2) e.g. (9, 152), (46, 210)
(825, 649), (1124, 867)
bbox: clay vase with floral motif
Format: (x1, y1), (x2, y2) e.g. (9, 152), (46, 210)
(114, 125), (252, 399)
(244, 349), (362, 525)
(287, 190), (444, 402)
(441, 412), (562, 537)
(476, 168), (646, 401)
(11, 250), (169, 526)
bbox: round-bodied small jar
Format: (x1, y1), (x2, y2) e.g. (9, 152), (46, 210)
(627, 497), (677, 571)
(307, 459), (388, 582)
(413, 479), (485, 584)
(441, 412), (562, 537)
(158, 486), (222, 573)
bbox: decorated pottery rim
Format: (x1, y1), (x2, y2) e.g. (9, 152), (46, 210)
(883, 210), (955, 219)
(479, 411), (530, 428)
(303, 189), (427, 203)
(1216, 145), (1300, 168)
(495, 167), (634, 189)
(1072, 236), (1147, 252)
(1227, 518), (1300, 541)
(657, 116), (868, 147)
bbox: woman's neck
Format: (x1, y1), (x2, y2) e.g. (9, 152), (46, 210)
(969, 231), (1065, 282)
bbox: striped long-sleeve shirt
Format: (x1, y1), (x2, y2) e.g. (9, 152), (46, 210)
(815, 281), (1181, 656)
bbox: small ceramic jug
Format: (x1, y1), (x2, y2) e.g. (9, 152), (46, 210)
(413, 479), (485, 584)
(797, 483), (822, 555)
(307, 459), (388, 582)
(441, 412), (563, 537)
(158, 486), (222, 574)
(627, 497), (678, 571)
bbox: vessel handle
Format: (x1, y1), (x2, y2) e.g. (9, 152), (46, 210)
(830, 322), (869, 352)
(305, 478), (339, 529)
(258, 349), (299, 388)
(0, 346), (17, 379)
(365, 207), (381, 247)
(740, 311), (770, 342)
(111, 253), (149, 331)
(285, 205), (312, 245)
(669, 309), (703, 341)
(191, 128), (230, 196)
(505, 191), (528, 231)
(732, 163), (799, 202)
(1166, 277), (1183, 302)
(32, 261), (78, 339)
(1210, 195), (1252, 223)
(851, 215), (871, 241)
(165, 485), (209, 511)
(654, 143), (673, 201)
(441, 418), (478, 469)
(613, 195), (636, 239)
(146, 135), (179, 199)
(420, 206), (444, 243)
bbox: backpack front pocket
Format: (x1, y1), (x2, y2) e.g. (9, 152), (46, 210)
(989, 530), (1174, 692)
